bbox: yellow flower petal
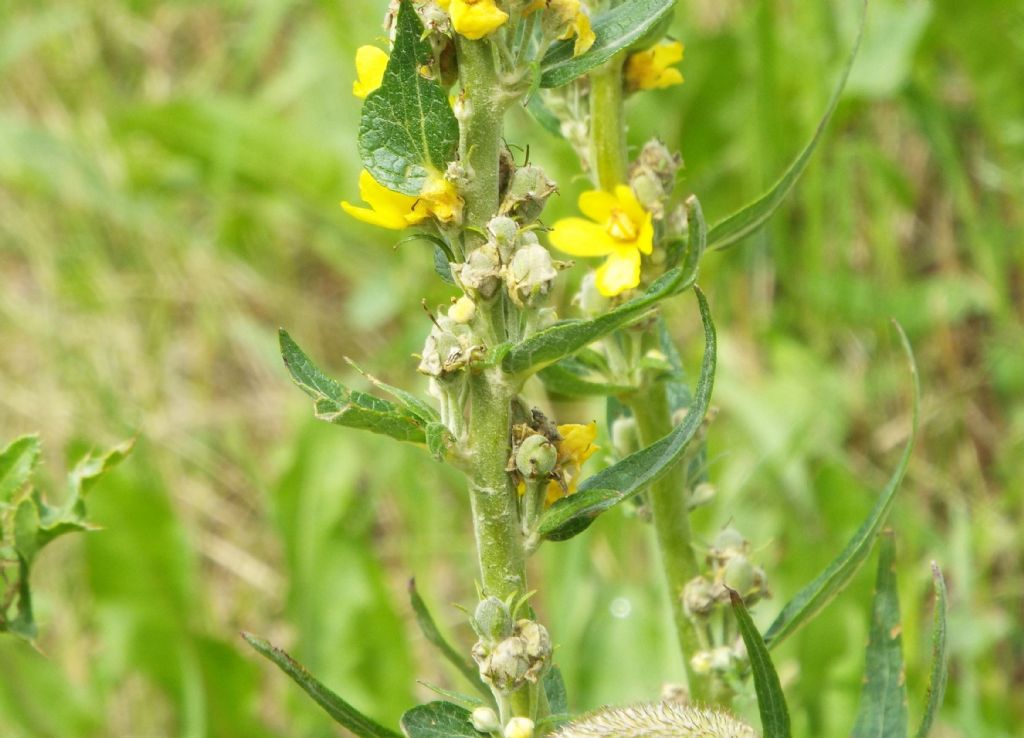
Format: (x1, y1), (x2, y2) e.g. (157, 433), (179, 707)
(625, 40), (685, 91)
(578, 189), (619, 223)
(572, 11), (596, 57)
(594, 247), (641, 296)
(341, 201), (408, 230)
(549, 218), (617, 257)
(449, 0), (509, 41)
(343, 169), (429, 230)
(352, 45), (389, 100)
(557, 422), (598, 465)
(636, 212), (655, 255)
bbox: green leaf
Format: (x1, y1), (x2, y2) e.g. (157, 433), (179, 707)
(242, 632), (402, 738)
(764, 322), (920, 649)
(730, 591), (791, 738)
(400, 701), (477, 738)
(543, 665), (569, 715)
(426, 423), (456, 463)
(851, 533), (908, 738)
(538, 359), (635, 397)
(506, 196), (706, 376)
(280, 329), (427, 444)
(540, 0), (676, 88)
(34, 439), (134, 549)
(0, 434), (41, 505)
(707, 0), (866, 251)
(5, 557), (36, 641)
(408, 579), (487, 697)
(914, 563), (949, 738)
(345, 358), (441, 424)
(525, 93), (563, 137)
(537, 286), (716, 541)
(358, 0), (459, 195)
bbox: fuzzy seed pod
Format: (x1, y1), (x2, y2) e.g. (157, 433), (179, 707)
(516, 434), (558, 478)
(471, 707), (501, 733)
(553, 702), (758, 737)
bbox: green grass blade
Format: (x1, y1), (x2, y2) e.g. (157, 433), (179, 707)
(408, 579), (489, 698)
(730, 591), (791, 738)
(914, 563), (949, 738)
(764, 322), (920, 649)
(242, 632), (402, 738)
(537, 286), (716, 541)
(707, 0), (867, 252)
(850, 533), (908, 738)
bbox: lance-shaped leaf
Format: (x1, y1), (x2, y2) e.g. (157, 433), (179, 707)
(730, 591), (792, 738)
(400, 701), (477, 738)
(345, 358), (440, 425)
(707, 0), (866, 251)
(851, 533), (908, 738)
(544, 665), (569, 715)
(243, 632), (402, 738)
(537, 287), (716, 541)
(540, 0), (676, 88)
(507, 196), (706, 376)
(914, 563), (949, 738)
(280, 330), (427, 444)
(0, 434), (40, 505)
(538, 358), (635, 397)
(358, 0), (459, 195)
(764, 323), (920, 648)
(408, 579), (488, 697)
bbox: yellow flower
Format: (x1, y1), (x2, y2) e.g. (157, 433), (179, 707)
(546, 422), (598, 505)
(341, 170), (462, 230)
(625, 40), (685, 91)
(561, 9), (596, 57)
(437, 0), (509, 40)
(548, 185), (654, 297)
(352, 45), (389, 99)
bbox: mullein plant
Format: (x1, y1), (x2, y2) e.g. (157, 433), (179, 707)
(236, 1), (950, 737)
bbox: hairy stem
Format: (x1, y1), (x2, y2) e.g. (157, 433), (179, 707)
(628, 382), (711, 703)
(456, 38), (506, 231)
(589, 53), (629, 190)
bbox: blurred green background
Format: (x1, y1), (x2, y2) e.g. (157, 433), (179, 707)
(1, 0), (1021, 736)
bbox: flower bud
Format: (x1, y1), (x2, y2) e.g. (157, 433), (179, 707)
(628, 139), (682, 217)
(515, 434), (558, 478)
(456, 244), (502, 299)
(417, 316), (475, 377)
(473, 596), (514, 641)
(449, 295), (476, 324)
(506, 243), (558, 307)
(505, 717), (535, 738)
(722, 555), (755, 596)
(500, 165), (557, 224)
(688, 481), (716, 510)
(472, 707), (501, 733)
(682, 576), (718, 619)
(488, 215), (520, 249)
(710, 528), (748, 562)
(476, 634), (530, 692)
(611, 416), (639, 459)
(574, 272), (609, 316)
(516, 619), (552, 681)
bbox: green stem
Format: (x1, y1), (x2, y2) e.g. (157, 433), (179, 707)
(456, 38), (507, 231)
(628, 381), (711, 703)
(589, 53), (629, 190)
(466, 370), (525, 599)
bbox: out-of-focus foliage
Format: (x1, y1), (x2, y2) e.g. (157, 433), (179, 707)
(0, 0), (1020, 736)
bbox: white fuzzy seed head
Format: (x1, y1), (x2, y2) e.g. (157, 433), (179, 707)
(553, 702), (758, 738)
